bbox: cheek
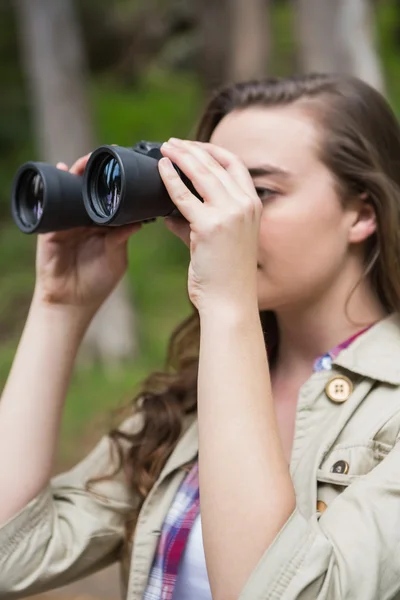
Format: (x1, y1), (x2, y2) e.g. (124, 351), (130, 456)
(258, 196), (347, 274)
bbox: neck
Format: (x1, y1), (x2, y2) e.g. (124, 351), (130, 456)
(272, 277), (387, 378)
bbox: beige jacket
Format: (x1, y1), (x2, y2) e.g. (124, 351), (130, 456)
(3, 314), (400, 599)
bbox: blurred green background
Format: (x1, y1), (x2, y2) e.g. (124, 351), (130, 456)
(0, 0), (399, 469)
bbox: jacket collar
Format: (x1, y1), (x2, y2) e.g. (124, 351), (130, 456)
(333, 313), (400, 385)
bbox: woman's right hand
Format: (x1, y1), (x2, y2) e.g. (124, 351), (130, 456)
(34, 154), (141, 316)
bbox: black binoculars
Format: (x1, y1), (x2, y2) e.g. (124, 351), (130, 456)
(11, 141), (200, 234)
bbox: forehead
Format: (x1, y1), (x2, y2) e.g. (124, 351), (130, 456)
(209, 106), (321, 174)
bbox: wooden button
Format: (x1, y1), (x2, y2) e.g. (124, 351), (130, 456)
(331, 460), (349, 475)
(325, 375), (353, 403)
(316, 500), (327, 513)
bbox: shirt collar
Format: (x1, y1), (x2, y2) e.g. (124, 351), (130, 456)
(333, 313), (400, 385)
(313, 324), (373, 372)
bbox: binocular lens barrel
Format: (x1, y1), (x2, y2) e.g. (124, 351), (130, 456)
(11, 142), (200, 234)
(96, 156), (122, 219)
(11, 161), (92, 234)
(16, 169), (45, 230)
(82, 145), (180, 225)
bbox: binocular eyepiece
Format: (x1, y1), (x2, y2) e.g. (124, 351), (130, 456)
(11, 141), (199, 234)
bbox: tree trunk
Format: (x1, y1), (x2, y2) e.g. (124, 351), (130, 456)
(197, 0), (269, 90)
(13, 0), (93, 164)
(227, 0), (269, 82)
(80, 277), (138, 369)
(337, 0), (384, 93)
(295, 0), (341, 73)
(196, 0), (231, 90)
(295, 0), (384, 93)
(13, 0), (138, 367)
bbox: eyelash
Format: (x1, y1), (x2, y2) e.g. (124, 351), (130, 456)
(255, 187), (278, 202)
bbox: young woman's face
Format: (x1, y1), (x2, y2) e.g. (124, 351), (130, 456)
(210, 106), (370, 312)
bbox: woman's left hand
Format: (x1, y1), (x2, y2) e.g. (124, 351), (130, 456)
(158, 138), (262, 315)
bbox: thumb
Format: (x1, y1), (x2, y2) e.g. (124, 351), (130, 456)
(164, 217), (190, 247)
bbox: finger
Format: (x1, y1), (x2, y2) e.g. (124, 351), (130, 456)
(194, 142), (256, 196)
(164, 216), (190, 247)
(158, 157), (204, 224)
(106, 223), (142, 246)
(42, 224), (108, 243)
(69, 153), (92, 176)
(56, 162), (69, 171)
(167, 138), (243, 199)
(160, 143), (231, 209)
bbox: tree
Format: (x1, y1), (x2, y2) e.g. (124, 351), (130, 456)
(196, 0), (231, 90)
(228, 0), (270, 82)
(13, 0), (138, 367)
(336, 0), (384, 92)
(197, 0), (269, 90)
(295, 0), (384, 93)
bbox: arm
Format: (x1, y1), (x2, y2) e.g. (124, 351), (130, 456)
(0, 295), (88, 523)
(0, 294), (137, 596)
(0, 294), (138, 596)
(0, 154), (140, 525)
(198, 305), (295, 600)
(0, 418), (136, 598)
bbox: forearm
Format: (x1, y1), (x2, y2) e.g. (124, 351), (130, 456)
(0, 294), (89, 524)
(198, 304), (296, 600)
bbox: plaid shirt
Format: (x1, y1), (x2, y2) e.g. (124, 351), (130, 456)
(143, 462), (200, 600)
(143, 325), (373, 600)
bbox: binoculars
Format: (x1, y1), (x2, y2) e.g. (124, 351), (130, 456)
(11, 141), (200, 234)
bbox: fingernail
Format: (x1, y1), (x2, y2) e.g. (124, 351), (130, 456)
(168, 137), (182, 145)
(159, 157), (176, 173)
(162, 142), (173, 150)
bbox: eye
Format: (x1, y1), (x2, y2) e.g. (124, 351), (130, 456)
(255, 187), (278, 203)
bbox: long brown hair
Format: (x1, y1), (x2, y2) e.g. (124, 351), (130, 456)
(109, 73), (400, 534)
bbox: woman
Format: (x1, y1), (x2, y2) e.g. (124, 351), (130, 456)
(1, 72), (400, 600)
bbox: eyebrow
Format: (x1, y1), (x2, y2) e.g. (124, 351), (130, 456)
(248, 165), (291, 179)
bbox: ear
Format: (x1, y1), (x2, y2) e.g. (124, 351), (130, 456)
(348, 193), (377, 244)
